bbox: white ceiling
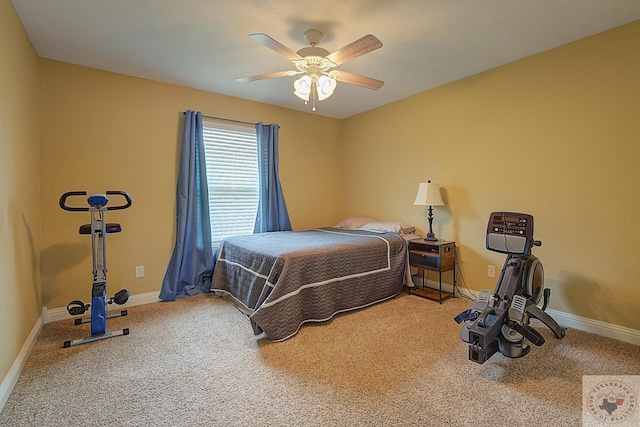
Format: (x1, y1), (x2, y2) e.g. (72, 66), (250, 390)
(11, 0), (640, 119)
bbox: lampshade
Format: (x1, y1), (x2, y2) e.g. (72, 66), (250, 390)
(316, 75), (337, 100)
(293, 75), (312, 101)
(413, 181), (444, 206)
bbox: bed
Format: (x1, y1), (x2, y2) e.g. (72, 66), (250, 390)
(210, 220), (414, 341)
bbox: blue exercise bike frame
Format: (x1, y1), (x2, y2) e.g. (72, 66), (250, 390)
(59, 191), (132, 348)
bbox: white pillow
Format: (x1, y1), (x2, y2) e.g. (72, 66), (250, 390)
(359, 221), (415, 234)
(334, 216), (376, 229)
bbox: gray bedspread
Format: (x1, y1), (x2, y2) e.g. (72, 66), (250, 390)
(210, 227), (408, 341)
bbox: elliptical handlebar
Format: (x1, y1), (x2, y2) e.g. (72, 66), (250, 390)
(59, 191), (132, 211)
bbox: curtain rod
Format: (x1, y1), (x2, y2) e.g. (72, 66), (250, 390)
(182, 111), (257, 126)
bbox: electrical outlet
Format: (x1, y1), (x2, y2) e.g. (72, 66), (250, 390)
(135, 265), (144, 278)
(488, 265), (496, 278)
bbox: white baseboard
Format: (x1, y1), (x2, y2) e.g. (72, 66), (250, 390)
(545, 308), (640, 346)
(413, 277), (640, 347)
(0, 310), (44, 413)
(44, 291), (161, 323)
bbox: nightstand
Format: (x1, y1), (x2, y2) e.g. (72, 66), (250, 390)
(408, 239), (456, 303)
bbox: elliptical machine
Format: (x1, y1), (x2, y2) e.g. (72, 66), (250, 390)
(455, 212), (565, 364)
(59, 191), (133, 348)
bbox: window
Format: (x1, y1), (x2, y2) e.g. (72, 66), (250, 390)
(202, 120), (259, 247)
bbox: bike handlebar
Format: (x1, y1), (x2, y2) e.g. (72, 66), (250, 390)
(105, 191), (132, 210)
(59, 191), (88, 211)
(59, 191), (132, 211)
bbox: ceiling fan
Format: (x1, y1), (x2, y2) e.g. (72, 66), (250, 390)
(236, 29), (384, 111)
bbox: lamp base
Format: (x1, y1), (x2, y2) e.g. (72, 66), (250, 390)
(424, 232), (438, 241)
(425, 206), (438, 241)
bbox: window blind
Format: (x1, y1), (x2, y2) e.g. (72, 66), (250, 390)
(202, 121), (258, 246)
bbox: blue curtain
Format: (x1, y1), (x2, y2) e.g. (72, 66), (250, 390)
(159, 111), (213, 301)
(254, 123), (292, 233)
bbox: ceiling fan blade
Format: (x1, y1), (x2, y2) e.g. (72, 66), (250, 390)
(236, 71), (299, 83)
(249, 33), (302, 61)
(335, 71), (384, 90)
(326, 34), (383, 66)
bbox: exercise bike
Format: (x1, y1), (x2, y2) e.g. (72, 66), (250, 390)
(59, 191), (133, 348)
(455, 212), (565, 364)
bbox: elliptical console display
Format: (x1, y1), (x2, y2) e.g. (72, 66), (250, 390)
(455, 212), (565, 364)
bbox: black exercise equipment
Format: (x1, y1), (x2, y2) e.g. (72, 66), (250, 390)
(59, 191), (133, 348)
(455, 212), (565, 364)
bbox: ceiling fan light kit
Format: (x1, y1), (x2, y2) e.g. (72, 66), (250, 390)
(237, 29), (384, 112)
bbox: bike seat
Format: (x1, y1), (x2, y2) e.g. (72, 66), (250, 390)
(79, 223), (122, 234)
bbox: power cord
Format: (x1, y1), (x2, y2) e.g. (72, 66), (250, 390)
(453, 247), (478, 301)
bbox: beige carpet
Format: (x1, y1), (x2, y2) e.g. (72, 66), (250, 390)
(1, 290), (639, 426)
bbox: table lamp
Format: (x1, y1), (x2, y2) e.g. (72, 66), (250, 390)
(413, 180), (445, 241)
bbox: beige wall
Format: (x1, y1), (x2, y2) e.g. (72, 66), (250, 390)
(39, 59), (344, 309)
(0, 0), (42, 386)
(342, 20), (640, 330)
